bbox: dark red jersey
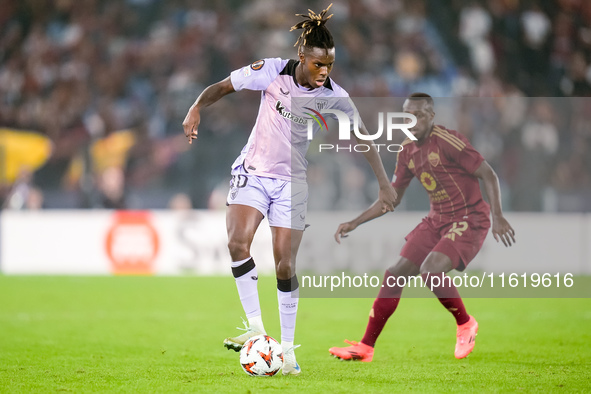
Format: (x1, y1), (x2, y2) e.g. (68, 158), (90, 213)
(392, 125), (490, 222)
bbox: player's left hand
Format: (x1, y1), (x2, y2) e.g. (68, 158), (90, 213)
(492, 215), (515, 247)
(378, 185), (397, 213)
(182, 106), (200, 144)
(334, 221), (357, 244)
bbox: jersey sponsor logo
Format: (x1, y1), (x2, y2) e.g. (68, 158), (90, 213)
(420, 172), (437, 191)
(408, 158), (415, 169)
(428, 151), (440, 167)
(430, 189), (450, 202)
(275, 100), (307, 125)
(250, 59), (265, 70)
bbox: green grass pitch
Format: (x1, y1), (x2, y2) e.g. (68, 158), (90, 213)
(1, 276), (590, 393)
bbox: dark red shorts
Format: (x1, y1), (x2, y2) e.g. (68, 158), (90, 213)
(400, 215), (490, 271)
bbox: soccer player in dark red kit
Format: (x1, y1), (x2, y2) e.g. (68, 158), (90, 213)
(329, 93), (516, 361)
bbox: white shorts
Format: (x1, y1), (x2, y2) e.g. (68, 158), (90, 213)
(226, 165), (308, 230)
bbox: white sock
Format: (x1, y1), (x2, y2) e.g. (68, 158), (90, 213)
(248, 315), (266, 334)
(232, 258), (265, 333)
(277, 288), (299, 343)
(282, 340), (294, 351)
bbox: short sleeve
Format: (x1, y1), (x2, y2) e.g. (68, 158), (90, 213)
(335, 97), (356, 121)
(320, 85), (359, 132)
(440, 130), (485, 174)
(328, 84), (357, 129)
(230, 58), (287, 92)
(391, 149), (413, 189)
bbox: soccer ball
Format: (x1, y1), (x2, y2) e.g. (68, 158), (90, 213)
(239, 334), (283, 376)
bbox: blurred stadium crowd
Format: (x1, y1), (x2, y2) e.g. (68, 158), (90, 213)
(1, 0), (590, 211)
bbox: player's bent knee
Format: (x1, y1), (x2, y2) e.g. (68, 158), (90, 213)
(388, 258), (420, 277)
(227, 239), (251, 260)
(275, 259), (294, 279)
(419, 252), (453, 275)
(419, 262), (444, 275)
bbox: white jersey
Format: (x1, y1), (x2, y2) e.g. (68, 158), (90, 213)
(230, 57), (356, 183)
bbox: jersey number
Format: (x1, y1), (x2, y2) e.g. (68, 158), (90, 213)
(444, 221), (468, 241)
(230, 174), (248, 189)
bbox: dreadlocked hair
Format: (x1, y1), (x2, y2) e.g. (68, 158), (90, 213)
(290, 3), (334, 52)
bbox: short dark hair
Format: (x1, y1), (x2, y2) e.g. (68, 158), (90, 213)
(407, 92), (434, 111)
(290, 3), (334, 52)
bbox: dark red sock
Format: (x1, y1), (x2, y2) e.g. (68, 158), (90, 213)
(360, 270), (403, 347)
(421, 273), (470, 325)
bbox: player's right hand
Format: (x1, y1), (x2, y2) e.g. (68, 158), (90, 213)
(182, 106), (200, 144)
(334, 222), (357, 244)
(378, 185), (397, 213)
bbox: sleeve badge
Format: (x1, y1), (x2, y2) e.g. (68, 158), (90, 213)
(250, 59), (265, 70)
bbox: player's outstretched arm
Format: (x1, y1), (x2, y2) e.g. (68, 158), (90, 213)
(182, 76), (235, 144)
(334, 187), (406, 244)
(352, 123), (397, 213)
(473, 161), (516, 247)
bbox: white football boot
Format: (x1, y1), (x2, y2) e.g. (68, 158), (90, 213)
(223, 320), (262, 352)
(282, 344), (301, 375)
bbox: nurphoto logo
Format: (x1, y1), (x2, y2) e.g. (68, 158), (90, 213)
(306, 109), (418, 153)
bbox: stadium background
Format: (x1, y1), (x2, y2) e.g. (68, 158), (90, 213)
(1, 0), (590, 212)
(1, 1), (590, 392)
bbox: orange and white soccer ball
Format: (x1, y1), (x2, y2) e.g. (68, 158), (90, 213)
(239, 335), (283, 376)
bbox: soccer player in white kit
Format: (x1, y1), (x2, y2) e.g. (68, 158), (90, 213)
(182, 4), (396, 375)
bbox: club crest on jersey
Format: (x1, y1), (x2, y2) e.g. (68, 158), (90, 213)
(315, 99), (328, 111)
(428, 151), (440, 167)
(250, 59), (265, 70)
